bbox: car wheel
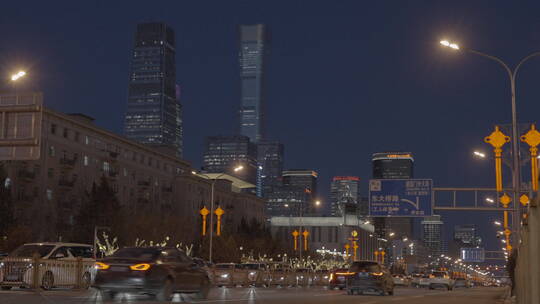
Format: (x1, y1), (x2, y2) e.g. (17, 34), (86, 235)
(379, 289), (386, 296)
(195, 278), (211, 300)
(99, 290), (116, 302)
(1, 286), (12, 290)
(41, 272), (54, 290)
(156, 279), (173, 301)
(80, 272), (91, 290)
(339, 286), (344, 290)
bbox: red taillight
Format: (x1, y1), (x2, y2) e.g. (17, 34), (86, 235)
(371, 272), (384, 276)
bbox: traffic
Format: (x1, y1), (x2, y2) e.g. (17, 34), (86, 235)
(0, 242), (507, 302)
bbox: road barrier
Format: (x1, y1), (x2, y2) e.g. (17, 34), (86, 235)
(514, 194), (540, 304)
(0, 257), (95, 290)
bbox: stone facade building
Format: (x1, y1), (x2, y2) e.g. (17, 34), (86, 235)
(0, 92), (264, 242)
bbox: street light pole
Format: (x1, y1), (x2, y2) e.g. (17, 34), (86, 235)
(440, 40), (540, 242)
(193, 165), (243, 263)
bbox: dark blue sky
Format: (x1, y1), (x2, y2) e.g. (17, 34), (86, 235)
(2, 0), (540, 256)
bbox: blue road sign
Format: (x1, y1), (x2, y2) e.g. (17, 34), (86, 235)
(460, 247), (485, 263)
(369, 179), (433, 217)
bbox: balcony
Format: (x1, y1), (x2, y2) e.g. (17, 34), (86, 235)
(59, 157), (77, 168)
(137, 180), (150, 187)
(18, 170), (36, 181)
(58, 179), (75, 188)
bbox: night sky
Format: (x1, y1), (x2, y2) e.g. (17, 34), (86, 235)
(2, 0), (540, 257)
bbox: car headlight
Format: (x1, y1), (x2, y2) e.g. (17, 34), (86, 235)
(220, 274), (229, 278)
(0, 262), (4, 268)
(249, 272), (256, 276)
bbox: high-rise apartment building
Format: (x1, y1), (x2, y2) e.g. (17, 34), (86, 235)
(124, 22), (183, 157)
(257, 140), (284, 197)
(239, 24), (267, 143)
(203, 135), (257, 185)
(422, 215), (444, 257)
(330, 176), (360, 216)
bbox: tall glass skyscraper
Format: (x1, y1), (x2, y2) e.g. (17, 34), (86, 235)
(124, 22), (183, 157)
(257, 140), (284, 197)
(239, 24), (267, 143)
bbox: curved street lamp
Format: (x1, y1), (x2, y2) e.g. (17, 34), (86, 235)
(440, 39), (540, 239)
(192, 165), (243, 263)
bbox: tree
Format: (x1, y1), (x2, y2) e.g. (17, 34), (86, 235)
(74, 176), (123, 244)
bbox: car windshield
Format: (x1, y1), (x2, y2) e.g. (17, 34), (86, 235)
(349, 262), (379, 273)
(111, 248), (159, 261)
(215, 264), (234, 269)
(68, 246), (93, 258)
(10, 245), (55, 258)
(243, 264), (260, 270)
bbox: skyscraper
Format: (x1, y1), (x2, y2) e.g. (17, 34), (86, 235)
(239, 24), (267, 143)
(282, 169), (318, 215)
(372, 152), (414, 239)
(257, 140), (284, 197)
(124, 22), (183, 157)
(330, 176), (360, 216)
(422, 215), (444, 257)
(203, 135), (258, 184)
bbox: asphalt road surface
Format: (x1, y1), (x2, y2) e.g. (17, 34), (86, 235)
(0, 286), (505, 304)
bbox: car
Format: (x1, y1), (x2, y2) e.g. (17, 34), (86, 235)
(212, 263), (245, 287)
(312, 269), (330, 286)
(345, 261), (394, 296)
(428, 271), (454, 290)
(392, 274), (408, 286)
(0, 242), (95, 290)
(419, 274), (431, 288)
(329, 268), (352, 290)
(242, 263), (269, 286)
(410, 273), (423, 288)
(93, 247), (210, 301)
(454, 278), (471, 288)
(268, 263), (295, 287)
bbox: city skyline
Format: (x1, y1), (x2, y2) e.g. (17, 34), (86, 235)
(2, 1), (539, 254)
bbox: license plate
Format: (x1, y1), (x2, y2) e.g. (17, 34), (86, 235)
(338, 276), (344, 280)
(358, 272), (369, 278)
(110, 266), (128, 272)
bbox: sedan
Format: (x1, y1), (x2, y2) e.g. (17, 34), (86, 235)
(94, 247), (210, 301)
(346, 261), (394, 296)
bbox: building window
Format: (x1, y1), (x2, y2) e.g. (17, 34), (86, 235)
(51, 124), (57, 135)
(123, 168), (128, 177)
(48, 146), (55, 157)
(46, 189), (53, 200)
(85, 135), (90, 145)
(83, 155), (89, 166)
(48, 168), (54, 178)
(103, 161), (110, 172)
(74, 132), (80, 142)
(63, 128), (68, 138)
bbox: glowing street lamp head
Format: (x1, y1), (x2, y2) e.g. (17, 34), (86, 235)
(233, 165), (244, 172)
(485, 197), (495, 204)
(494, 221), (502, 226)
(440, 40), (460, 50)
(11, 70), (26, 81)
(315, 200), (321, 206)
(473, 151), (486, 158)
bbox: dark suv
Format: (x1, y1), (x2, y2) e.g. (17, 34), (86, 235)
(94, 247), (210, 301)
(345, 261), (394, 296)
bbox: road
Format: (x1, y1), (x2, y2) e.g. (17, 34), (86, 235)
(0, 286), (506, 304)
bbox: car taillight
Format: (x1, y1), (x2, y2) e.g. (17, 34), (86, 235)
(329, 273), (334, 281)
(130, 263), (151, 271)
(371, 272), (384, 276)
(95, 262), (110, 270)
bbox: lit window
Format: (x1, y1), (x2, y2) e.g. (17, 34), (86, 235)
(84, 155), (89, 166)
(46, 189), (53, 200)
(48, 146), (55, 157)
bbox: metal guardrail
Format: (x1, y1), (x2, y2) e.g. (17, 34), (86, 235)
(0, 257), (95, 290)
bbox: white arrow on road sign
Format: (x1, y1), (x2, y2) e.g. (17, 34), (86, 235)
(400, 197), (420, 210)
